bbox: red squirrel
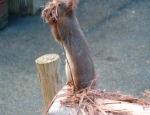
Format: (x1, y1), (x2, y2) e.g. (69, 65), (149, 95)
(41, 0), (96, 90)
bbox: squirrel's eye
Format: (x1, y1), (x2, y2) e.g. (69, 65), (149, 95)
(58, 2), (61, 7)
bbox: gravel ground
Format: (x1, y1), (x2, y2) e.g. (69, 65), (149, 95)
(0, 0), (150, 114)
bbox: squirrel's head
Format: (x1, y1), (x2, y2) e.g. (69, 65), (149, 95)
(41, 0), (79, 24)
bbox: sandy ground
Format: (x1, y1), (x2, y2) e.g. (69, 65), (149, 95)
(0, 0), (150, 114)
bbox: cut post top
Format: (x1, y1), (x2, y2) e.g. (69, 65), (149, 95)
(35, 54), (59, 64)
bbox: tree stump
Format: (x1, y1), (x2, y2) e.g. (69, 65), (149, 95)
(47, 86), (150, 115)
(35, 54), (62, 108)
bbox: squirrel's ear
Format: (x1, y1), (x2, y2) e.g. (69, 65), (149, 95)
(67, 0), (79, 10)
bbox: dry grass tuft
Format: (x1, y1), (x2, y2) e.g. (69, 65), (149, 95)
(41, 2), (58, 24)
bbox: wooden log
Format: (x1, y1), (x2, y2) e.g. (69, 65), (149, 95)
(35, 54), (62, 108)
(97, 99), (150, 115)
(47, 86), (76, 115)
(47, 86), (150, 115)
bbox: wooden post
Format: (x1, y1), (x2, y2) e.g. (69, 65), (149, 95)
(35, 54), (62, 108)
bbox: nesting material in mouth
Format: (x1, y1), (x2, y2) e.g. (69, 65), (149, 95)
(41, 2), (58, 24)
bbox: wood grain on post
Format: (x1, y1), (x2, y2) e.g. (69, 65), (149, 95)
(35, 54), (62, 108)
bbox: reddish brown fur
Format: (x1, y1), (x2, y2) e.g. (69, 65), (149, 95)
(42, 0), (95, 90)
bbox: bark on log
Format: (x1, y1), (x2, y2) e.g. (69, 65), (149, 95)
(47, 86), (150, 115)
(35, 54), (62, 108)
